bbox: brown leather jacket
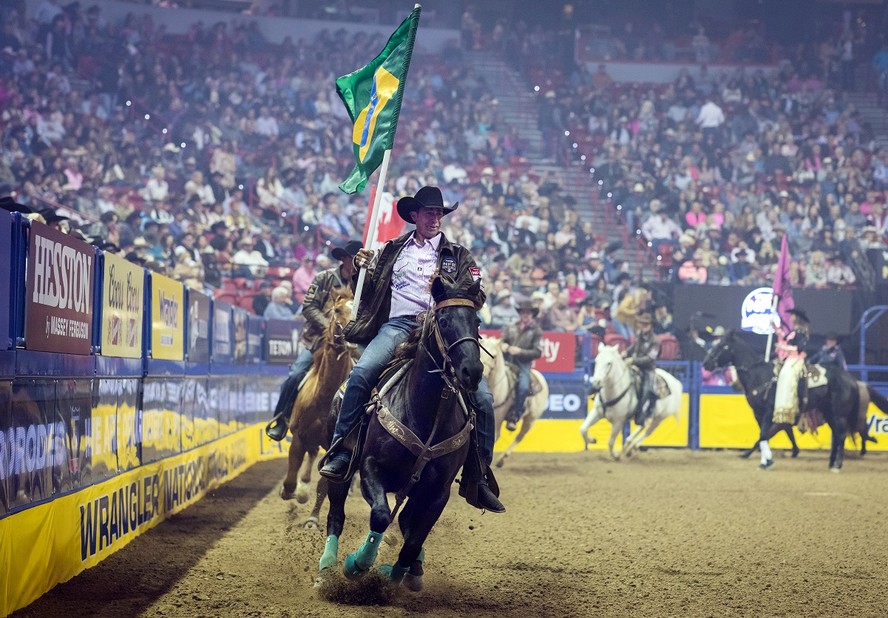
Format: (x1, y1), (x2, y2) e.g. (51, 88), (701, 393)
(301, 266), (351, 351)
(501, 321), (543, 366)
(343, 231), (485, 345)
(623, 329), (660, 370)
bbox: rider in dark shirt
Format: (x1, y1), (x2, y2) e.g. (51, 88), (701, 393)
(622, 313), (660, 425)
(808, 332), (847, 369)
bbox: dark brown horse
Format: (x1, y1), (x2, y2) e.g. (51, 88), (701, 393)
(702, 330), (882, 471)
(318, 276), (483, 590)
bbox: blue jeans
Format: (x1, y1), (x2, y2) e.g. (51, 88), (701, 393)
(330, 316), (416, 445)
(510, 362), (532, 422)
(468, 376), (495, 465)
(272, 347), (313, 417)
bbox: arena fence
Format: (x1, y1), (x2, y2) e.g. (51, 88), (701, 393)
(1, 212), (886, 615)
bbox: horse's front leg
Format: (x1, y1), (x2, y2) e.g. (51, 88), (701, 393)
(579, 402), (602, 450)
(607, 418), (623, 460)
(756, 419), (781, 470)
(830, 421), (847, 472)
(281, 434), (307, 500)
(318, 476), (349, 573)
(344, 456), (390, 578)
(295, 446), (319, 504)
(496, 416), (534, 468)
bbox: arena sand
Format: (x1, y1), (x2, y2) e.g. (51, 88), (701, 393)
(15, 449), (888, 617)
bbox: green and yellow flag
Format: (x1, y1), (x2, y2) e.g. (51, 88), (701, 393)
(336, 6), (420, 193)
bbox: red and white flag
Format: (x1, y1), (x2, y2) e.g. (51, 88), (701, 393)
(361, 187), (403, 250)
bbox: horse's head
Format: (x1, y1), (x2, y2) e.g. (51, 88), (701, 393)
(325, 287), (355, 349)
(589, 343), (623, 392)
(701, 330), (736, 371)
(429, 275), (483, 392)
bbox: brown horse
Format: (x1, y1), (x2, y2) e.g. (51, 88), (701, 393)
(280, 290), (356, 506)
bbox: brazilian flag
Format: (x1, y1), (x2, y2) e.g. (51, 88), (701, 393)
(336, 6), (421, 194)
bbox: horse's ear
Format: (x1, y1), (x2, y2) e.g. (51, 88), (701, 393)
(466, 278), (482, 300)
(431, 275), (448, 302)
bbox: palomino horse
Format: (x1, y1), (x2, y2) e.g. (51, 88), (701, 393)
(580, 344), (683, 459)
(702, 329), (882, 471)
(479, 336), (548, 468)
(319, 276), (483, 590)
(280, 290), (356, 505)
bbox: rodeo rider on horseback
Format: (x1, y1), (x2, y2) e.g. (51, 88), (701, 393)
(265, 239), (363, 441)
(622, 312), (660, 426)
(772, 308), (810, 426)
(318, 185), (505, 513)
(502, 299), (543, 431)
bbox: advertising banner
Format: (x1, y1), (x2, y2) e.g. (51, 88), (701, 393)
(212, 301), (232, 362)
(232, 308), (247, 363)
(0, 425), (259, 617)
(101, 254), (144, 358)
(0, 211), (11, 350)
(186, 291), (211, 364)
(150, 274), (184, 361)
(25, 221), (95, 355)
(246, 315), (264, 363)
(480, 330), (577, 373)
(265, 319), (302, 364)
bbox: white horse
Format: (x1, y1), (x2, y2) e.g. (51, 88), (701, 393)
(580, 343), (683, 459)
(480, 336), (549, 468)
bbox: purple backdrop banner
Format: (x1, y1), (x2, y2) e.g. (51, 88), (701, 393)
(0, 211), (11, 349)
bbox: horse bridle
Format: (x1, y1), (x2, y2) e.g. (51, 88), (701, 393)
(429, 298), (482, 368)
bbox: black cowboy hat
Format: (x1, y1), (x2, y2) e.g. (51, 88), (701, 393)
(788, 308), (809, 323)
(0, 196), (33, 214)
(39, 209), (70, 224)
(824, 331), (842, 342)
(331, 239), (363, 261)
(396, 186), (458, 223)
(515, 298), (539, 316)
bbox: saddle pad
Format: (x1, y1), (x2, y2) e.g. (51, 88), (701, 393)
(805, 364), (829, 390)
(628, 366), (671, 399)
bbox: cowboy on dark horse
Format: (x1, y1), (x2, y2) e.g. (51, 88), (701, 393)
(319, 185), (505, 513)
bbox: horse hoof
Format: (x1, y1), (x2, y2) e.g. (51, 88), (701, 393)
(829, 466), (842, 473)
(295, 489), (310, 504)
(303, 518), (319, 530)
(404, 573), (423, 592)
(791, 449), (800, 459)
(759, 460), (774, 471)
(495, 458), (504, 469)
(343, 553), (365, 579)
(280, 485), (295, 500)
(377, 563), (409, 584)
(738, 451), (752, 460)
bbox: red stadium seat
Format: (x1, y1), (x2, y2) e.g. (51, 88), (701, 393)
(657, 334), (681, 360)
(603, 332), (629, 353)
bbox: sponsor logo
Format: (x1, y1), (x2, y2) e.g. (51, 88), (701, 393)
(441, 256), (457, 274)
(31, 235), (93, 314)
(740, 287), (779, 335)
(541, 337), (561, 364)
(868, 414), (888, 435)
(548, 393), (583, 413)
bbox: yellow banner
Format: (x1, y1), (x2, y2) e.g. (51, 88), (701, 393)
(150, 274), (184, 360)
(101, 254), (144, 358)
(0, 426), (264, 617)
(699, 394), (888, 451)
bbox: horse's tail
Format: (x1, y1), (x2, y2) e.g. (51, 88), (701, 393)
(865, 385), (888, 443)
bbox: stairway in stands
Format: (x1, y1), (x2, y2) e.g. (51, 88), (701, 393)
(847, 91), (888, 151)
(465, 51), (659, 281)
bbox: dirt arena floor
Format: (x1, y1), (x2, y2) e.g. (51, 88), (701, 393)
(15, 449), (888, 618)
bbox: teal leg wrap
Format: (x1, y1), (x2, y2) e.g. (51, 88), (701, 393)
(319, 535), (339, 572)
(343, 531), (383, 578)
(377, 562), (410, 583)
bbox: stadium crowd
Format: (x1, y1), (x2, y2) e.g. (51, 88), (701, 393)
(2, 2), (887, 358)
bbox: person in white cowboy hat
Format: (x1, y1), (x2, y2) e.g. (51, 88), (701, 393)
(319, 186), (504, 513)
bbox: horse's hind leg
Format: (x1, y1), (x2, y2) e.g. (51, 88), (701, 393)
(785, 427), (800, 458)
(281, 434), (307, 500)
(625, 416), (665, 457)
(740, 438), (759, 459)
(343, 456), (390, 578)
(295, 446), (319, 504)
(580, 407), (602, 450)
(495, 418), (534, 468)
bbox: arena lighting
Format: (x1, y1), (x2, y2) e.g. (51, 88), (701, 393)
(144, 114), (150, 120)
(647, 241), (652, 247)
(180, 142), (186, 148)
(564, 130), (570, 136)
(606, 192), (612, 198)
(657, 255), (663, 261)
(125, 100), (131, 106)
(616, 204), (622, 210)
(597, 179), (603, 185)
(636, 229), (642, 235)
(590, 167), (595, 173)
(238, 184), (244, 190)
(303, 226), (310, 231)
(162, 128), (167, 134)
(533, 85), (540, 92)
(580, 155), (586, 161)
(572, 143), (578, 148)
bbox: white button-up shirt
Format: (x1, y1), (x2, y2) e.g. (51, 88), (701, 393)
(389, 232), (442, 319)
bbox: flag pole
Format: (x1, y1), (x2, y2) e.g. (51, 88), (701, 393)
(351, 148), (392, 320)
(764, 293), (778, 362)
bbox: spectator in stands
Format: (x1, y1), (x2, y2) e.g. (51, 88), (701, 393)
(263, 286), (296, 320)
(678, 250), (708, 284)
(232, 237), (269, 277)
(546, 291), (578, 333)
(488, 289), (519, 328)
(641, 200), (682, 255)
